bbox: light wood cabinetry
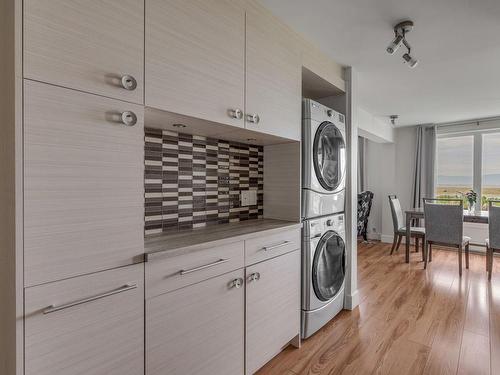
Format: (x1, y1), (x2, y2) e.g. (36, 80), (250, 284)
(24, 264), (144, 375)
(24, 0), (144, 104)
(245, 228), (301, 266)
(145, 0), (245, 128)
(24, 81), (144, 287)
(245, 250), (300, 375)
(245, 3), (301, 141)
(146, 269), (245, 375)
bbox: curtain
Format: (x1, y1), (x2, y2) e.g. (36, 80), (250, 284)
(412, 125), (437, 208)
(357, 136), (366, 193)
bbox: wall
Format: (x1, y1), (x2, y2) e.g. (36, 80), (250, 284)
(144, 129), (264, 235)
(358, 107), (395, 143)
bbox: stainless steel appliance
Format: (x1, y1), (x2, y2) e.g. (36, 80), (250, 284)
(301, 213), (346, 339)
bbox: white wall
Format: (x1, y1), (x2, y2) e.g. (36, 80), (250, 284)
(358, 107), (395, 143)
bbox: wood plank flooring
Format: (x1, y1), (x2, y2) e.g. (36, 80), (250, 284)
(257, 241), (500, 375)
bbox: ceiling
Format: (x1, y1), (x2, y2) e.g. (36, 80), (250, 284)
(260, 0), (500, 127)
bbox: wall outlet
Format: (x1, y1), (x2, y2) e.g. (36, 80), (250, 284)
(241, 190), (257, 206)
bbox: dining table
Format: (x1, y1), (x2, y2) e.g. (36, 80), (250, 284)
(404, 208), (489, 263)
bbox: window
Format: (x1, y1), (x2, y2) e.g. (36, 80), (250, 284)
(436, 129), (500, 210)
(482, 133), (500, 208)
(436, 135), (474, 199)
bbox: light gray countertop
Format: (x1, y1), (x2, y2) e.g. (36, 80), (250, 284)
(144, 219), (302, 260)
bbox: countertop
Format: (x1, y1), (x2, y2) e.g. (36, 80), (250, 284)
(144, 219), (302, 260)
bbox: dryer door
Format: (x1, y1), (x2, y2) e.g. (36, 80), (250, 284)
(313, 121), (346, 191)
(312, 231), (346, 302)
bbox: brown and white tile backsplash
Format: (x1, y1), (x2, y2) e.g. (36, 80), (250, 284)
(144, 128), (264, 235)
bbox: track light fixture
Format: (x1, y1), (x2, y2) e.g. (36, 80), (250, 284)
(386, 20), (418, 68)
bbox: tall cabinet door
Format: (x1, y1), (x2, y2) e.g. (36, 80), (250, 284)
(245, 250), (301, 374)
(245, 3), (301, 141)
(24, 0), (144, 103)
(146, 0), (245, 128)
(24, 81), (144, 287)
(146, 270), (245, 375)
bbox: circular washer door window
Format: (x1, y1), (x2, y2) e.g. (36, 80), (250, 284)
(313, 121), (346, 191)
(312, 231), (346, 301)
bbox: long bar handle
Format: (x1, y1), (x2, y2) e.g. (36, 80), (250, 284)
(180, 258), (228, 275)
(43, 283), (138, 315)
(262, 241), (290, 251)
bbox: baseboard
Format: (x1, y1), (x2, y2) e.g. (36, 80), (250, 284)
(344, 290), (359, 310)
(367, 233), (381, 241)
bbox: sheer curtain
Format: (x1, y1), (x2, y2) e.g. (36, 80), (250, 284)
(412, 125), (437, 208)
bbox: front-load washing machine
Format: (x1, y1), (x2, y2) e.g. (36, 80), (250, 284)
(302, 99), (346, 219)
(302, 213), (345, 339)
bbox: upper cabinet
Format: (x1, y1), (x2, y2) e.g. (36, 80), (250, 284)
(145, 0), (246, 128)
(245, 3), (301, 141)
(24, 0), (144, 104)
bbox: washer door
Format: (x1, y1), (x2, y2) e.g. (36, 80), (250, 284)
(313, 121), (346, 191)
(312, 231), (346, 302)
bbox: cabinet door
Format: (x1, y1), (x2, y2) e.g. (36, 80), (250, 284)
(245, 4), (301, 141)
(24, 80), (144, 287)
(146, 0), (245, 128)
(24, 0), (144, 103)
(25, 264), (144, 375)
(146, 269), (245, 375)
(246, 250), (300, 374)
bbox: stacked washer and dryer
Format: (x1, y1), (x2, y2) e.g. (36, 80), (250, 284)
(301, 99), (347, 339)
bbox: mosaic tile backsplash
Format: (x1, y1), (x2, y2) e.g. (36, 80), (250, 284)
(144, 128), (264, 235)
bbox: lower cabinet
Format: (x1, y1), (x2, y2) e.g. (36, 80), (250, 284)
(146, 269), (245, 375)
(24, 264), (144, 375)
(246, 250), (301, 374)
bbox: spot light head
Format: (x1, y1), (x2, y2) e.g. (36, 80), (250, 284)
(402, 53), (418, 68)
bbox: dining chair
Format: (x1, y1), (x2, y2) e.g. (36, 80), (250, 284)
(388, 195), (425, 257)
(486, 200), (500, 281)
(423, 198), (470, 276)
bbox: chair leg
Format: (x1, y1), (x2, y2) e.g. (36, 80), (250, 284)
(465, 243), (470, 270)
(458, 245), (463, 277)
(415, 238), (419, 253)
(424, 241), (428, 269)
(395, 235), (403, 252)
(488, 247), (493, 281)
(421, 238), (425, 262)
(390, 234), (398, 255)
(429, 243), (432, 262)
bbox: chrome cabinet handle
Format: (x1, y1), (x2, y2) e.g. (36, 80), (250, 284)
(121, 111), (137, 126)
(228, 108), (243, 120)
(43, 283), (138, 315)
(246, 113), (260, 124)
(262, 241), (290, 251)
(180, 258), (228, 275)
(121, 74), (137, 91)
(247, 272), (260, 282)
(229, 278), (244, 289)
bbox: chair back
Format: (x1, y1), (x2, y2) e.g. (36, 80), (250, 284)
(423, 198), (463, 246)
(357, 191), (374, 237)
(388, 195), (404, 232)
(489, 200), (500, 249)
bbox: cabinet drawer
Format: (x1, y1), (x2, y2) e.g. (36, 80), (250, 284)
(25, 264), (144, 375)
(24, 81), (144, 286)
(146, 269), (244, 375)
(146, 241), (244, 299)
(245, 228), (300, 265)
(24, 0), (144, 103)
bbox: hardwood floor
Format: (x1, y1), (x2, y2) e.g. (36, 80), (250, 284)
(257, 241), (500, 375)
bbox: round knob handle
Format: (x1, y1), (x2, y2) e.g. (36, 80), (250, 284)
(327, 110), (333, 117)
(248, 272), (261, 282)
(228, 108), (243, 120)
(121, 111), (137, 126)
(229, 278), (243, 289)
(121, 75), (137, 91)
(246, 113), (260, 124)
(326, 219), (333, 226)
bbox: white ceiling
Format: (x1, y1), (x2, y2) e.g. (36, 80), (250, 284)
(260, 0), (500, 126)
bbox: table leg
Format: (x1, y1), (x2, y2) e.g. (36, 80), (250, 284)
(405, 213), (411, 263)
